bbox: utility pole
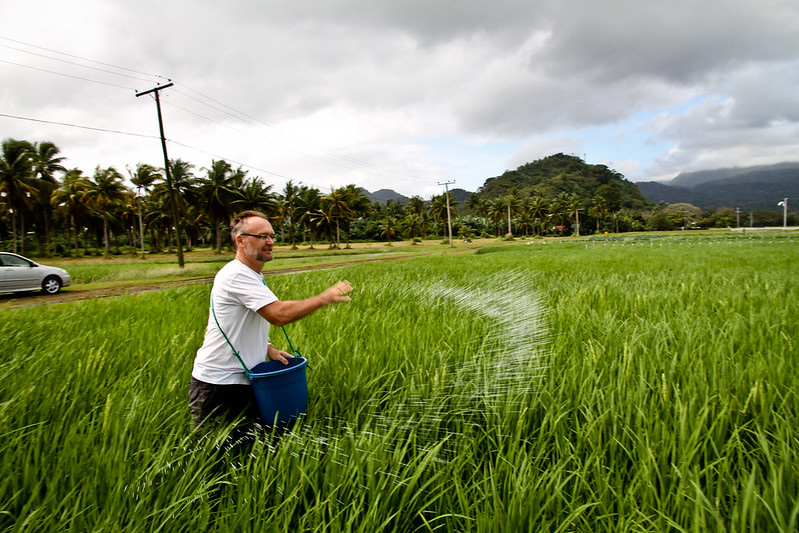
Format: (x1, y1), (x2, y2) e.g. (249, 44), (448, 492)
(778, 198), (788, 229)
(438, 180), (455, 247)
(136, 185), (145, 259)
(736, 207), (741, 228)
(136, 82), (185, 268)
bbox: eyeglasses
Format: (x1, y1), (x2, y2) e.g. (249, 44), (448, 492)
(241, 233), (275, 241)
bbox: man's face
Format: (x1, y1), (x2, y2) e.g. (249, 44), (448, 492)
(239, 217), (275, 264)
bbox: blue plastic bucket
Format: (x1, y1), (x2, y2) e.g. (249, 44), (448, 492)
(249, 357), (308, 425)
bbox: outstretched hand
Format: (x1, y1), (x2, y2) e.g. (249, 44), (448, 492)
(324, 280), (353, 304)
(258, 280), (353, 327)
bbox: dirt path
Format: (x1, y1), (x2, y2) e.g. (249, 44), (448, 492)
(0, 253), (422, 309)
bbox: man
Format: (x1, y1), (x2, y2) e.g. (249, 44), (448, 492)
(190, 210), (352, 426)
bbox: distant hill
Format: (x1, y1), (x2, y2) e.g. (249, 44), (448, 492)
(668, 162), (799, 188)
(363, 187), (474, 205)
(450, 188), (472, 204)
(478, 153), (651, 209)
(363, 188), (410, 204)
(637, 162), (799, 210)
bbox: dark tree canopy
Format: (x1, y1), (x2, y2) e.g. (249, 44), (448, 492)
(478, 153), (651, 210)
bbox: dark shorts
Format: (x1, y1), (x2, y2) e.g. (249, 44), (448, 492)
(188, 377), (260, 427)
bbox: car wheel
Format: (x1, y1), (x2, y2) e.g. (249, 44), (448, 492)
(42, 276), (62, 295)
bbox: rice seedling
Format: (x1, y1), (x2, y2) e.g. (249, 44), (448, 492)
(1, 233), (797, 531)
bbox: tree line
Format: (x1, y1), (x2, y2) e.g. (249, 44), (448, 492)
(3, 139), (783, 258)
(0, 137), (465, 257)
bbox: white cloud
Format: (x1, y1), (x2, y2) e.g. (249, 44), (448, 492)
(1, 0), (799, 197)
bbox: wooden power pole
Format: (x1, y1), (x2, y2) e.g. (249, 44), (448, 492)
(136, 82), (185, 268)
(438, 180), (455, 247)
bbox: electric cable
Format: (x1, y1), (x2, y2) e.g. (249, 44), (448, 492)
(1, 35), (435, 190)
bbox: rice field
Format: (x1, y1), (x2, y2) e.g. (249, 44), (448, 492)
(1, 232), (797, 531)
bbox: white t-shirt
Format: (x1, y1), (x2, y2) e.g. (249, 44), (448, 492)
(192, 259), (279, 385)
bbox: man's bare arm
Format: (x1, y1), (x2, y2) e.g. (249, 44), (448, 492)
(257, 280), (352, 327)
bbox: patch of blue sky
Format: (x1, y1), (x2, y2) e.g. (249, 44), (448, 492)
(410, 135), (526, 193)
(547, 94), (712, 182)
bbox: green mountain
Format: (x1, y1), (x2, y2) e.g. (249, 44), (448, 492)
(669, 162), (799, 188)
(636, 162), (799, 210)
(366, 188), (410, 204)
(478, 153), (651, 209)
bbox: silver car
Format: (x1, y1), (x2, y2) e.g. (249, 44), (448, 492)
(0, 252), (72, 295)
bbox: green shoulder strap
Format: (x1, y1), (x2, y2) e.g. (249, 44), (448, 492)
(210, 288), (311, 377)
(210, 293), (253, 379)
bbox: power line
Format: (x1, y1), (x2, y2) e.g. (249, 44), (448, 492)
(0, 111), (318, 190)
(0, 112), (158, 139)
(1, 35), (435, 188)
(171, 81), (433, 184)
(161, 97), (419, 181)
(2, 34), (396, 178)
(1, 34), (380, 176)
(0, 59), (137, 91)
(166, 138), (321, 189)
(1, 43), (157, 84)
(0, 35), (166, 80)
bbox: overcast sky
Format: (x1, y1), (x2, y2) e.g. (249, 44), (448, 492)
(2, 0), (798, 198)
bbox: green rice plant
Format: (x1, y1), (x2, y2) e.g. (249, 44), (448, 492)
(1, 233), (797, 531)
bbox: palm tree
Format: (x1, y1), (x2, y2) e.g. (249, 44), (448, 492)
(197, 159), (238, 252)
(308, 206), (335, 248)
(465, 193), (487, 217)
(342, 184), (371, 248)
(28, 141), (66, 182)
(117, 193), (140, 249)
(143, 194), (172, 252)
(181, 203), (204, 249)
(405, 195), (426, 216)
(84, 166), (128, 256)
(168, 158), (198, 253)
(526, 195), (548, 235)
(562, 192), (583, 236)
(486, 197), (505, 236)
(551, 192), (572, 227)
(322, 187), (354, 248)
(28, 141), (67, 255)
(128, 163), (161, 191)
(591, 196), (609, 233)
(128, 163), (161, 258)
(378, 215), (399, 245)
(401, 213), (426, 242)
(0, 139), (36, 253)
(297, 186), (322, 248)
(428, 193), (458, 237)
(51, 169), (91, 255)
(150, 159), (196, 253)
(234, 176), (277, 218)
(503, 189), (522, 236)
(280, 180), (301, 249)
(167, 159), (198, 214)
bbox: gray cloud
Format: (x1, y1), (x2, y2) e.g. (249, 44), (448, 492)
(1, 0), (798, 194)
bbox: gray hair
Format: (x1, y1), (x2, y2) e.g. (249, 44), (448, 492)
(230, 210), (268, 243)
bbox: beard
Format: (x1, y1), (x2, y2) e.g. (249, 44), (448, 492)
(244, 240), (273, 263)
(255, 250), (273, 262)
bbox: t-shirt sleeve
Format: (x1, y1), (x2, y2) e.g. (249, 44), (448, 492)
(227, 271), (279, 312)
